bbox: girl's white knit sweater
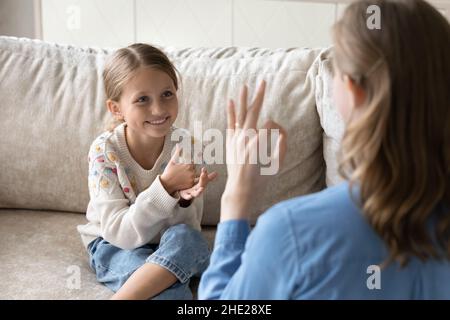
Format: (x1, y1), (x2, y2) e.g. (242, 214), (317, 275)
(77, 123), (203, 250)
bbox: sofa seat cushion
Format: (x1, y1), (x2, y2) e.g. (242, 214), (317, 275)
(0, 209), (216, 299)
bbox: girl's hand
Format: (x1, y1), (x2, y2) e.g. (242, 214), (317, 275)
(179, 167), (218, 201)
(221, 81), (287, 222)
(160, 144), (196, 195)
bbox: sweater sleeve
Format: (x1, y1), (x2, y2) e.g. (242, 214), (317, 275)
(86, 142), (180, 250)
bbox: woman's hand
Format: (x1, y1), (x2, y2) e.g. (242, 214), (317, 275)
(221, 81), (287, 222)
(160, 144), (197, 195)
(179, 167), (218, 201)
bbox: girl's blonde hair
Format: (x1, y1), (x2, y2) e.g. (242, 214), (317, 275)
(333, 0), (450, 266)
(103, 43), (179, 131)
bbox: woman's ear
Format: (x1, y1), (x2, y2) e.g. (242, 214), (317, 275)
(343, 75), (366, 109)
(106, 99), (124, 120)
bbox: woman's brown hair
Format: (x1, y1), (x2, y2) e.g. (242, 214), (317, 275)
(333, 0), (450, 266)
(102, 43), (179, 131)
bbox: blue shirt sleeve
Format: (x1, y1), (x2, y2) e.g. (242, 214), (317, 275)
(198, 206), (299, 299)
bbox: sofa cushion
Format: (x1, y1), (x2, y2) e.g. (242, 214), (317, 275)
(314, 49), (345, 186)
(0, 208), (216, 299)
(0, 209), (111, 299)
(0, 36), (327, 224)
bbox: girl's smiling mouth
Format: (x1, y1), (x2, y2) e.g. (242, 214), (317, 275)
(144, 116), (170, 126)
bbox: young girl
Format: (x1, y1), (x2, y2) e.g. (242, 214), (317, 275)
(77, 43), (217, 300)
(199, 0), (450, 299)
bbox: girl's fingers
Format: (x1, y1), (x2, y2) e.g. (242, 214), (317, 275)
(227, 99), (236, 130)
(170, 144), (182, 164)
(180, 168), (215, 200)
(183, 193), (193, 200)
(194, 167), (214, 185)
(207, 171), (218, 181)
(192, 187), (204, 198)
(181, 185), (203, 199)
(191, 169), (216, 193)
(244, 80), (266, 129)
(198, 168), (208, 187)
(182, 188), (194, 199)
(238, 85), (248, 127)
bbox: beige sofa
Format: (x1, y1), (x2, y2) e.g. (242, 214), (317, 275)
(0, 36), (343, 299)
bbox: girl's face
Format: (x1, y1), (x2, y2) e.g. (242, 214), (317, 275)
(116, 66), (178, 139)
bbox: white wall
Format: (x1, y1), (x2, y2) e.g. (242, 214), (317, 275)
(0, 0), (41, 38)
(38, 0), (450, 48)
(41, 0), (134, 48)
(40, 0), (339, 48)
(136, 0), (233, 47)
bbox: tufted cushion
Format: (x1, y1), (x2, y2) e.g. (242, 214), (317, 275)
(314, 48), (345, 186)
(0, 36), (327, 225)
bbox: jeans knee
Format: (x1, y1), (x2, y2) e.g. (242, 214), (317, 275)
(163, 224), (209, 252)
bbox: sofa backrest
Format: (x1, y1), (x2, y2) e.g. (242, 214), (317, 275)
(0, 36), (336, 225)
(314, 49), (345, 187)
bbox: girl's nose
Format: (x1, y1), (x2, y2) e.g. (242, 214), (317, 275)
(150, 102), (165, 115)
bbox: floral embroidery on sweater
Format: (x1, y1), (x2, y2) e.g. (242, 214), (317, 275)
(87, 131), (136, 202)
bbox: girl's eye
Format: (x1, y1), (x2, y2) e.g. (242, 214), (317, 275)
(136, 96), (149, 103)
(162, 91), (174, 98)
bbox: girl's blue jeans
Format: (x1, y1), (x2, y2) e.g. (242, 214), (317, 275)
(87, 223), (210, 299)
